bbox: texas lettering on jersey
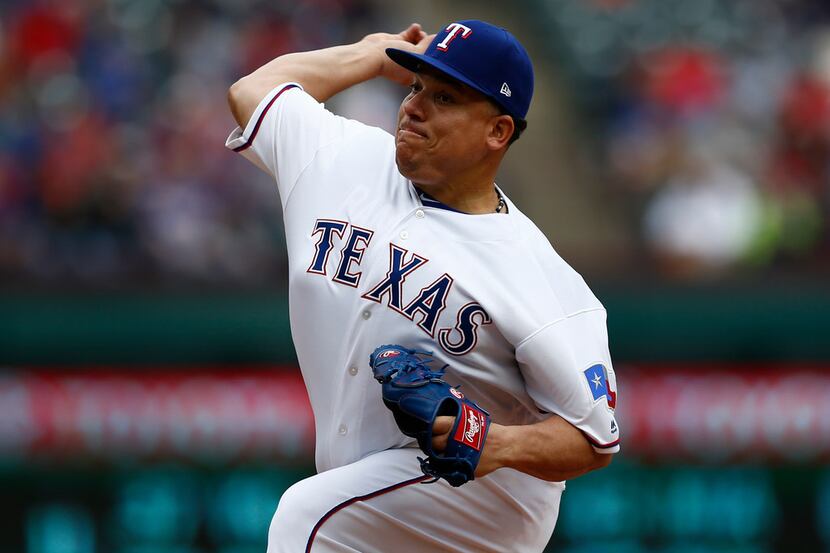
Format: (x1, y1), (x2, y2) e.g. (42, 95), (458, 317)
(307, 218), (490, 356)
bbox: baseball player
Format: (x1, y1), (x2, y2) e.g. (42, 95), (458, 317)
(226, 20), (619, 552)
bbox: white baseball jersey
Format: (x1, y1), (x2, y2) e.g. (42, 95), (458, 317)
(226, 83), (619, 552)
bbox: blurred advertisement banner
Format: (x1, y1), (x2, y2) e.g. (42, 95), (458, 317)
(0, 369), (314, 463)
(619, 365), (830, 462)
(1, 366), (829, 463)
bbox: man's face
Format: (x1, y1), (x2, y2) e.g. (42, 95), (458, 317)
(394, 70), (502, 185)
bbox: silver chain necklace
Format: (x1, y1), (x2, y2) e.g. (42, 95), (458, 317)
(495, 189), (506, 213)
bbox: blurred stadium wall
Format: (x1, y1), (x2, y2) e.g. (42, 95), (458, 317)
(2, 0), (830, 552)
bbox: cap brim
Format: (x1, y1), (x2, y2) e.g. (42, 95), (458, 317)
(385, 48), (515, 118)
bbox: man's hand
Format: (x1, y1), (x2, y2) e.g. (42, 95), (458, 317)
(432, 415), (505, 478)
(362, 23), (434, 86)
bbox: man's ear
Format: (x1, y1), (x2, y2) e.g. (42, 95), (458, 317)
(486, 114), (515, 150)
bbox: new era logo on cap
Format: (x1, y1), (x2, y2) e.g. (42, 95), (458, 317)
(385, 20), (534, 120)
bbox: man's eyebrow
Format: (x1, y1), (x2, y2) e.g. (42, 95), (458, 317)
(440, 79), (465, 94)
(418, 68), (466, 93)
(434, 74), (464, 92)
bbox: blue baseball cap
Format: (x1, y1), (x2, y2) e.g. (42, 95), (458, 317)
(386, 20), (534, 121)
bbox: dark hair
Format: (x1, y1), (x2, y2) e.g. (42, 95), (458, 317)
(507, 115), (527, 145)
(491, 102), (526, 145)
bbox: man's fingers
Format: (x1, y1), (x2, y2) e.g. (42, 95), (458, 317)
(431, 415), (456, 452)
(416, 33), (436, 53)
(400, 23), (423, 43)
(434, 415), (455, 433)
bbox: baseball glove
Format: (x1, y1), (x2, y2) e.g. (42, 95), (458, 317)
(369, 344), (490, 487)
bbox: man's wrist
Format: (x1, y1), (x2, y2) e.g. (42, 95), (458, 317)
(356, 39), (387, 80)
(486, 423), (517, 472)
(353, 37), (395, 82)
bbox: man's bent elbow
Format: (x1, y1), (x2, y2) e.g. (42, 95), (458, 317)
(559, 451), (612, 482)
(228, 77), (253, 128)
(591, 451), (614, 471)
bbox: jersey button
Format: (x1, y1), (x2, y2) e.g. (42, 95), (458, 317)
(348, 366), (358, 376)
(399, 230), (409, 240)
(415, 209), (425, 219)
(338, 424), (348, 436)
(361, 310), (371, 320)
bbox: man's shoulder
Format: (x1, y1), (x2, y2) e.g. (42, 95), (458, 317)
(506, 206), (603, 312)
(280, 85), (395, 141)
(244, 83), (396, 149)
(506, 205), (561, 264)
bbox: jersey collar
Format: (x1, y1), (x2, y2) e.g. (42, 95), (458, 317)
(414, 187), (465, 213)
(414, 187), (509, 215)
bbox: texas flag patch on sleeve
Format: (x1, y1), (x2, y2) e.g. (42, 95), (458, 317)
(583, 364), (617, 410)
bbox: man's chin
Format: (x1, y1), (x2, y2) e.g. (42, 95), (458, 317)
(394, 150), (418, 180)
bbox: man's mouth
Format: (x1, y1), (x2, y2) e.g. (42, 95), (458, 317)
(398, 124), (427, 139)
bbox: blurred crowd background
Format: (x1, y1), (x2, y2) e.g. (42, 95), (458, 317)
(2, 0), (830, 287)
(0, 0), (386, 287)
(536, 0), (830, 280)
(2, 0), (830, 552)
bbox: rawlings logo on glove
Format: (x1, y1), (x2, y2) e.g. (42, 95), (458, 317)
(457, 404), (486, 450)
(369, 344), (491, 487)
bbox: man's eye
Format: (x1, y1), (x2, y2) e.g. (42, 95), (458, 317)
(436, 93), (453, 104)
(409, 83), (421, 93)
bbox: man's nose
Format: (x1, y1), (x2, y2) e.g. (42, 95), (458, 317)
(403, 91), (425, 121)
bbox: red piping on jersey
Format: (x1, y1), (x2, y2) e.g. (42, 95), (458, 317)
(305, 474), (432, 552)
(232, 84), (299, 152)
(584, 433), (620, 449)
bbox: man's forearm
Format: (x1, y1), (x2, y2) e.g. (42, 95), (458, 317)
(482, 415), (613, 482)
(228, 23), (430, 128)
(229, 43), (381, 125)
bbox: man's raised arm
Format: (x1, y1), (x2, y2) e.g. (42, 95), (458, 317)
(227, 23), (432, 128)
